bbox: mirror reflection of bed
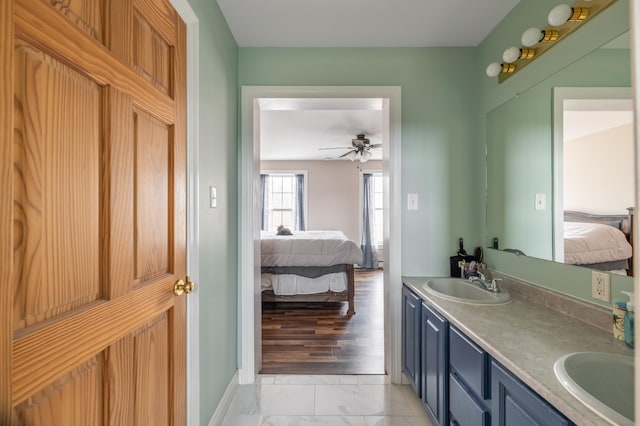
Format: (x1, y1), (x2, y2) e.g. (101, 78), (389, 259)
(563, 209), (633, 275)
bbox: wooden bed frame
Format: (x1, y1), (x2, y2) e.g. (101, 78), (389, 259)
(261, 264), (356, 315)
(564, 207), (634, 275)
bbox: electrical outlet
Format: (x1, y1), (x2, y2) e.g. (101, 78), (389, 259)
(591, 271), (610, 302)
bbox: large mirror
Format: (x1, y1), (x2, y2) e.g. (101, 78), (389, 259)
(486, 30), (634, 276)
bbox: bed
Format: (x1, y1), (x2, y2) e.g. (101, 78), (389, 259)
(260, 230), (363, 314)
(564, 208), (634, 275)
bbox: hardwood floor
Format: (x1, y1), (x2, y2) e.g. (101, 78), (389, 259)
(261, 269), (385, 374)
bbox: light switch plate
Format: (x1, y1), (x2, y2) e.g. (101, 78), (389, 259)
(408, 193), (418, 210)
(209, 186), (217, 208)
(535, 193), (545, 210)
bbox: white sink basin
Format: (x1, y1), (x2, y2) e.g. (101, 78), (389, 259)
(422, 278), (511, 305)
(554, 352), (634, 426)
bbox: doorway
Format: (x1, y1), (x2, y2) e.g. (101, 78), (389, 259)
(239, 86), (402, 384)
(552, 87), (634, 263)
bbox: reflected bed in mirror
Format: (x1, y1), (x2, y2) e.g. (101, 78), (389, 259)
(563, 209), (633, 275)
(486, 31), (634, 276)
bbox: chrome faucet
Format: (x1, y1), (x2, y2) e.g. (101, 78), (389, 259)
(469, 274), (502, 293)
(468, 271), (485, 283)
(486, 278), (502, 293)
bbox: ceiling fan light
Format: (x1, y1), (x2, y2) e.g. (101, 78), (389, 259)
(346, 151), (358, 161)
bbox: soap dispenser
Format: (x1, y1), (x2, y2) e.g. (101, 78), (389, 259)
(621, 291), (634, 349)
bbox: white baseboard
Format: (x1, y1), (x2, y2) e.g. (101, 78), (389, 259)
(208, 370), (240, 426)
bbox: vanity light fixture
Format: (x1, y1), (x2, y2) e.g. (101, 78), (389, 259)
(486, 0), (616, 83)
(486, 62), (515, 77)
(521, 28), (559, 47)
(503, 46), (536, 63)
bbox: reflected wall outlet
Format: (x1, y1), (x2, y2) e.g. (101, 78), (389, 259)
(591, 271), (610, 302)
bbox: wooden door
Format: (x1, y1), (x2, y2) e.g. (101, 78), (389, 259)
(1, 0), (188, 424)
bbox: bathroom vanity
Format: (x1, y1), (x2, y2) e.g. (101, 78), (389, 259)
(402, 275), (634, 426)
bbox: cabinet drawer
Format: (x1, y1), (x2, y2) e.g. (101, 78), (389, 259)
(491, 361), (572, 426)
(450, 373), (490, 426)
(450, 326), (489, 400)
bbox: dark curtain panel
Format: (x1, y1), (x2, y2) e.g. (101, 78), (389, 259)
(296, 174), (306, 231)
(360, 173), (377, 269)
(260, 174), (267, 231)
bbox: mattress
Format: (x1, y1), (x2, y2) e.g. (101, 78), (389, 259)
(564, 222), (632, 265)
(260, 230), (363, 267)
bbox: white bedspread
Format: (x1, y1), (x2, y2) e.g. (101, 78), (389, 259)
(564, 222), (632, 265)
(260, 230), (363, 267)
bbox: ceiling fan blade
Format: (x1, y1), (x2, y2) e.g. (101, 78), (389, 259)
(339, 150), (356, 158)
(369, 144), (382, 148)
(318, 146), (353, 150)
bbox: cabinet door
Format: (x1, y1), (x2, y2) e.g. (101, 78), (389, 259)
(421, 302), (449, 426)
(491, 361), (573, 426)
(402, 286), (421, 394)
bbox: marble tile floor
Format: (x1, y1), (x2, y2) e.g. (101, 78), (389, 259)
(221, 375), (433, 426)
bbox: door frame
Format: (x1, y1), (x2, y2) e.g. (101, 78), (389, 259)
(239, 86), (402, 384)
(552, 86), (633, 263)
(169, 0), (200, 424)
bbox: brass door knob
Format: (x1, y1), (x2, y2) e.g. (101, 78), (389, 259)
(174, 277), (195, 296)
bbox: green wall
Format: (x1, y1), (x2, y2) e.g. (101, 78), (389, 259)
(478, 0), (633, 307)
(239, 48), (483, 275)
(186, 0), (634, 420)
(185, 0), (239, 423)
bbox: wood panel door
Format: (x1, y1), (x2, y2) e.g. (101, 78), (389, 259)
(0, 0), (188, 424)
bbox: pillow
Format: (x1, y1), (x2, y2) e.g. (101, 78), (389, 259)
(276, 225), (293, 235)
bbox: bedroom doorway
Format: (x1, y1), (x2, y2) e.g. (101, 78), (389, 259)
(552, 87), (634, 264)
(258, 100), (386, 374)
(239, 86), (402, 384)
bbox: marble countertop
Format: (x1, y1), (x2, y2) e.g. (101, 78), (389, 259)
(402, 276), (634, 426)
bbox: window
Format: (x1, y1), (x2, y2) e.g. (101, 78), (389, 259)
(260, 172), (307, 231)
(371, 173), (383, 247)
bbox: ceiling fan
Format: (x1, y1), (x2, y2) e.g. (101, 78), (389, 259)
(319, 134), (382, 162)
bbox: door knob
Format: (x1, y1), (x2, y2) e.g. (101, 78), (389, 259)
(174, 277), (195, 296)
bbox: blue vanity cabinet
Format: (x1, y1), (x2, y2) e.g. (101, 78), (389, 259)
(421, 301), (449, 426)
(449, 326), (491, 426)
(402, 286), (421, 395)
(491, 361), (574, 426)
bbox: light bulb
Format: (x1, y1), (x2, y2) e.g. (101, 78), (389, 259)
(548, 4), (573, 26)
(503, 47), (521, 63)
(486, 63), (502, 78)
(521, 27), (542, 47)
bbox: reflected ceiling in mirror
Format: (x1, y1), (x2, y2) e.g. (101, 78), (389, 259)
(485, 30), (632, 275)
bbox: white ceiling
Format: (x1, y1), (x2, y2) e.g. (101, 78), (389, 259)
(217, 0), (521, 48)
(232, 1), (522, 161)
(259, 98), (384, 161)
(564, 99), (634, 141)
